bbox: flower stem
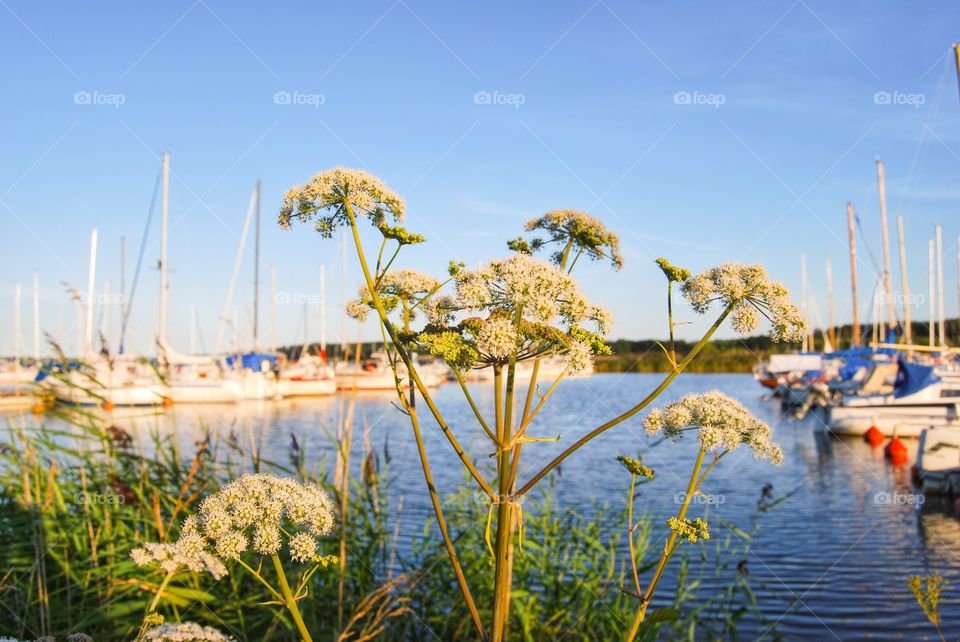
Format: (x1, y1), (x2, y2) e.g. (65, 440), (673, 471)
(146, 571), (173, 613)
(516, 304), (733, 496)
(272, 553), (313, 642)
(625, 447), (707, 642)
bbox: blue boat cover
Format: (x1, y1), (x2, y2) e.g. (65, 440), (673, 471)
(893, 357), (939, 399)
(225, 352), (278, 371)
(34, 361), (82, 382)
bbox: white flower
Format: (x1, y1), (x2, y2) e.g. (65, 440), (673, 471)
(289, 532), (318, 563)
(346, 299), (369, 322)
(524, 209), (623, 269)
(644, 391), (783, 464)
(681, 263), (806, 343)
(475, 316), (520, 359)
(562, 340), (593, 375)
(142, 622), (236, 642)
(195, 474), (335, 563)
(131, 520), (228, 580)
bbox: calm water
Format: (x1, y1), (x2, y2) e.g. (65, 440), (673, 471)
(29, 374), (960, 640)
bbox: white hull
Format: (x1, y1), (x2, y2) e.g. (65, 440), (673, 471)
(165, 380), (241, 404)
(49, 379), (166, 407)
(917, 426), (960, 494)
(281, 377), (337, 396)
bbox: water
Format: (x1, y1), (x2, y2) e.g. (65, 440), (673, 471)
(35, 373), (960, 640)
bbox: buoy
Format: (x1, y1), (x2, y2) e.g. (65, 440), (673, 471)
(865, 425), (885, 447)
(103, 401), (116, 411)
(885, 437), (908, 465)
(162, 397), (174, 407)
(31, 403), (45, 414)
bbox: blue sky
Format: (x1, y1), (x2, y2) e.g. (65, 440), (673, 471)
(1, 1), (959, 356)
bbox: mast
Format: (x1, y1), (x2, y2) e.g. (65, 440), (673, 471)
(876, 159), (896, 329)
(270, 264), (277, 353)
(214, 184), (258, 354)
(159, 151), (170, 346)
(253, 179), (261, 349)
(929, 240), (935, 349)
(119, 235), (125, 348)
(936, 224), (946, 346)
(800, 253), (809, 351)
(896, 214), (912, 347)
(825, 257), (836, 348)
(189, 304), (197, 354)
(33, 272), (40, 363)
(13, 284), (21, 366)
(85, 228), (98, 354)
(319, 264), (327, 359)
(847, 203), (861, 347)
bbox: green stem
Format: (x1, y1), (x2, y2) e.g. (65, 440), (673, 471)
(236, 558), (283, 601)
(491, 365), (515, 642)
(272, 554), (313, 642)
(667, 281), (676, 365)
(626, 474), (641, 597)
(625, 447), (707, 642)
(454, 367), (499, 445)
(344, 205), (495, 499)
(516, 304), (734, 496)
(146, 571), (173, 613)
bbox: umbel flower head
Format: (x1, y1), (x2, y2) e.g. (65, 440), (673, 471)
(346, 269), (441, 326)
(680, 263), (806, 342)
(278, 167), (407, 238)
(644, 391), (783, 464)
(142, 622), (236, 642)
(414, 254), (612, 372)
(667, 516), (710, 543)
(655, 257), (690, 283)
(513, 209), (623, 270)
(131, 529), (228, 580)
(194, 473), (335, 563)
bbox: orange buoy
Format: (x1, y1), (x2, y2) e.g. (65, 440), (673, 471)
(162, 397), (174, 407)
(865, 425), (885, 447)
(103, 401), (116, 411)
(885, 437), (908, 465)
(31, 403), (46, 414)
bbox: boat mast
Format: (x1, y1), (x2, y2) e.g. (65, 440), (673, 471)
(253, 179), (261, 350)
(214, 184), (257, 354)
(85, 228), (98, 354)
(936, 224), (946, 346)
(825, 257), (836, 348)
(876, 160), (896, 331)
(847, 202), (860, 347)
(929, 240), (935, 349)
(13, 284), (21, 368)
(320, 263), (327, 359)
(800, 253), (809, 352)
(33, 272), (40, 363)
(159, 151), (169, 347)
(896, 214), (912, 348)
(270, 264), (277, 353)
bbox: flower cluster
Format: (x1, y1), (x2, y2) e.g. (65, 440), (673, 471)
(347, 270), (440, 326)
(131, 528), (228, 580)
(655, 257), (690, 283)
(195, 474), (335, 563)
(519, 210), (623, 269)
(667, 516), (710, 543)
(279, 167), (406, 238)
(142, 622), (236, 642)
(644, 391), (783, 464)
(616, 455), (655, 479)
(680, 263), (806, 342)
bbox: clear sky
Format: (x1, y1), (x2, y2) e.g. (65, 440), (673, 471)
(1, 1), (959, 357)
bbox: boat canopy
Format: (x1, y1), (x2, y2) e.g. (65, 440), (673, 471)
(894, 357), (940, 399)
(225, 352), (278, 371)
